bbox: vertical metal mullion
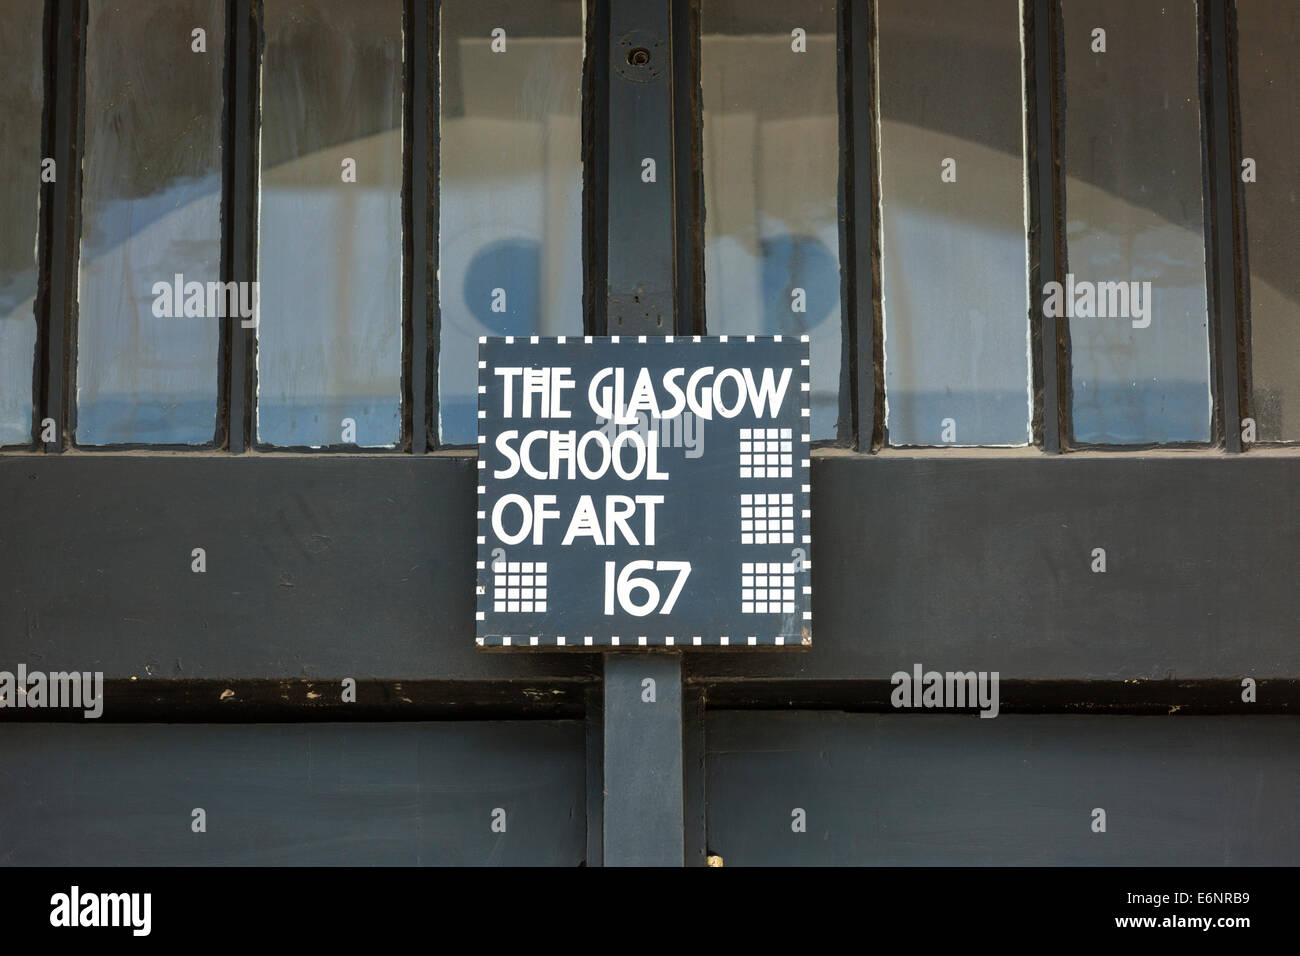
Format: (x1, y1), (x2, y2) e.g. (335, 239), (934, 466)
(603, 654), (684, 866)
(428, 0), (443, 445)
(582, 0), (610, 336)
(1206, 0), (1243, 452)
(225, 0), (258, 453)
(1030, 0), (1063, 453)
(671, 0), (699, 335)
(31, 0), (55, 450)
(605, 0), (676, 335)
(601, 0), (683, 867)
(682, 684), (708, 866)
(581, 2), (612, 845)
(846, 0), (878, 451)
(584, 678), (604, 867)
(41, 0), (85, 454)
(407, 0), (430, 454)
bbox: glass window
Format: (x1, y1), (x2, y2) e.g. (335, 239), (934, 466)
(76, 0), (225, 445)
(438, 0), (585, 446)
(0, 0), (44, 446)
(258, 0), (404, 448)
(1235, 0), (1300, 442)
(876, 0), (1031, 446)
(1060, 0), (1211, 444)
(701, 0), (843, 440)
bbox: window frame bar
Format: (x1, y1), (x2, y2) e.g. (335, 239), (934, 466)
(1029, 0), (1064, 453)
(1207, 0), (1244, 453)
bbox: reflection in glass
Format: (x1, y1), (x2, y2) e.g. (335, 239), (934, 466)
(1061, 0), (1210, 444)
(77, 0), (224, 445)
(438, 0), (585, 446)
(258, 0), (404, 448)
(876, 0), (1031, 447)
(0, 1), (43, 445)
(1236, 0), (1300, 441)
(701, 0), (842, 440)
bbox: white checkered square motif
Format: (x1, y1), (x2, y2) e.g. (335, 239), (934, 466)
(738, 427), (793, 479)
(740, 492), (795, 545)
(492, 561), (548, 614)
(740, 561), (796, 614)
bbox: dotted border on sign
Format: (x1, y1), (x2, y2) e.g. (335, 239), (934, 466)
(473, 335), (812, 649)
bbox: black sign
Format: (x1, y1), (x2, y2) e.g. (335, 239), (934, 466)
(475, 335), (812, 649)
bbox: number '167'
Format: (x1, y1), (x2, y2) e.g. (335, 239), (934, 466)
(603, 561), (691, 616)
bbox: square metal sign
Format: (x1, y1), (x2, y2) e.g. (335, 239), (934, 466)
(474, 335), (811, 649)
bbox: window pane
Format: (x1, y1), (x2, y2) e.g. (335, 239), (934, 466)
(1061, 0), (1211, 444)
(701, 0), (842, 440)
(1236, 0), (1300, 441)
(876, 0), (1031, 446)
(438, 0), (584, 446)
(258, 0), (404, 448)
(0, 1), (43, 446)
(77, 0), (224, 445)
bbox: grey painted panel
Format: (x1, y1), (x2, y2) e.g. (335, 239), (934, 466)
(0, 456), (591, 680)
(706, 712), (1300, 865)
(4, 455), (1300, 681)
(0, 721), (585, 865)
(694, 455), (1300, 680)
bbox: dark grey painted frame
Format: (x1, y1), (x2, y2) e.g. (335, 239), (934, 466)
(0, 0), (1294, 868)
